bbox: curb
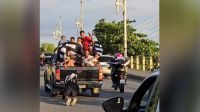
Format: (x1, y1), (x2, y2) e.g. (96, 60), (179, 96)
(127, 74), (146, 81)
(127, 69), (152, 81)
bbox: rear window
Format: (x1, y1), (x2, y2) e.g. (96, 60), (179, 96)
(99, 56), (113, 62)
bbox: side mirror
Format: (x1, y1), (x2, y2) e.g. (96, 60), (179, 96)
(102, 97), (124, 112)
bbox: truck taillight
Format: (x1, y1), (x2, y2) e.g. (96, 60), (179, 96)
(56, 69), (60, 80)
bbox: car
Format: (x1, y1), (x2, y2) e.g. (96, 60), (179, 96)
(99, 55), (113, 77)
(102, 70), (160, 112)
(43, 53), (53, 64)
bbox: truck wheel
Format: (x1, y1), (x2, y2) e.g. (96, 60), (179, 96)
(50, 84), (56, 97)
(44, 72), (50, 92)
(50, 77), (56, 97)
(113, 85), (118, 90)
(91, 88), (100, 97)
(119, 84), (124, 93)
(92, 93), (100, 97)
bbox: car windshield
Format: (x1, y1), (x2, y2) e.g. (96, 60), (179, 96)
(99, 56), (113, 62)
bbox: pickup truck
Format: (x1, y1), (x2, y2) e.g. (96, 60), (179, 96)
(44, 42), (102, 97)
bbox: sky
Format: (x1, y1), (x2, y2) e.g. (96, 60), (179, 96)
(40, 0), (159, 46)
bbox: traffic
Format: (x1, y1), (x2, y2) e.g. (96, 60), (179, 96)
(40, 30), (159, 112)
(41, 30), (130, 105)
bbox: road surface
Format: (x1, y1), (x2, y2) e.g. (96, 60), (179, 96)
(40, 67), (142, 112)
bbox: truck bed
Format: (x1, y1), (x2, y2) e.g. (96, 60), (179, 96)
(59, 66), (99, 81)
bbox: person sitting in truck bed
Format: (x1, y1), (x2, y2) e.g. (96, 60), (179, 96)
(64, 47), (76, 67)
(92, 52), (104, 80)
(82, 50), (94, 66)
(55, 41), (84, 66)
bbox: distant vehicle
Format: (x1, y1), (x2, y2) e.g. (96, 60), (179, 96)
(102, 71), (160, 112)
(40, 52), (53, 66)
(43, 53), (53, 64)
(99, 55), (113, 77)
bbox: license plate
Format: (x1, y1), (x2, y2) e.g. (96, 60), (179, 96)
(79, 85), (86, 88)
(120, 79), (126, 84)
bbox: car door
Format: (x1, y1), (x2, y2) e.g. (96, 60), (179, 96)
(145, 76), (159, 112)
(126, 72), (159, 112)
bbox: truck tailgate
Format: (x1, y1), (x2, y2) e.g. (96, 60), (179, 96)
(60, 67), (99, 81)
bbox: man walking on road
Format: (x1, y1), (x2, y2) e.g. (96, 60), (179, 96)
(80, 31), (93, 52)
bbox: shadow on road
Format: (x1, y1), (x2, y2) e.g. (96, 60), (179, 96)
(40, 86), (66, 106)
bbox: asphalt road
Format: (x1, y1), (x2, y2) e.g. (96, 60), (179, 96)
(40, 67), (142, 112)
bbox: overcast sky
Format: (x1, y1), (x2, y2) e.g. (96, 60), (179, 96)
(40, 0), (159, 46)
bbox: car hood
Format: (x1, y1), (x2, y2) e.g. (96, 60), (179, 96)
(100, 62), (109, 66)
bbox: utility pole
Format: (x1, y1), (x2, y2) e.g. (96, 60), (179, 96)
(123, 0), (127, 58)
(59, 16), (62, 35)
(115, 0), (127, 58)
(53, 16), (62, 40)
(80, 0), (83, 31)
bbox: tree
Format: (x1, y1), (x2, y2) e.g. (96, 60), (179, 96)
(93, 19), (159, 57)
(40, 43), (55, 53)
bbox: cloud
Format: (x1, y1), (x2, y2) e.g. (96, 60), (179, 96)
(40, 0), (159, 43)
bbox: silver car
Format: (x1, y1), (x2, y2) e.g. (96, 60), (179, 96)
(99, 55), (113, 77)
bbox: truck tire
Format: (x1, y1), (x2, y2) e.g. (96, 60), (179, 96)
(119, 84), (124, 93)
(92, 93), (100, 97)
(91, 87), (100, 97)
(44, 71), (50, 92)
(50, 76), (56, 97)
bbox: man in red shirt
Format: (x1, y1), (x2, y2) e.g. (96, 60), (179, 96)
(80, 31), (93, 52)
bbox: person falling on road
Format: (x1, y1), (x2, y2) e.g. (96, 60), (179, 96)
(63, 73), (79, 106)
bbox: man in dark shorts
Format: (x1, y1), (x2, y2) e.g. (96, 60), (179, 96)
(63, 73), (79, 106)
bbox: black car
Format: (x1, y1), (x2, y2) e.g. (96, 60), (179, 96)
(43, 53), (53, 64)
(102, 70), (159, 112)
(40, 53), (53, 66)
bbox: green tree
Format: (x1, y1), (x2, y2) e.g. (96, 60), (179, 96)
(93, 19), (159, 57)
(40, 43), (55, 53)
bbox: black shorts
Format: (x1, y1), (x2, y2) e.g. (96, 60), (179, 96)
(64, 83), (79, 97)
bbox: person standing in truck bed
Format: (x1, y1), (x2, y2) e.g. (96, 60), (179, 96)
(80, 31), (93, 52)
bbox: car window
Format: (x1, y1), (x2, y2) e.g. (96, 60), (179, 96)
(98, 56), (113, 62)
(139, 82), (155, 112)
(145, 77), (159, 112)
(127, 75), (158, 112)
